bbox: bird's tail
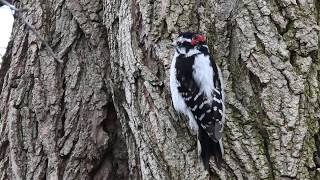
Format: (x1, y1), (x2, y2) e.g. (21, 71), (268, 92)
(198, 128), (223, 170)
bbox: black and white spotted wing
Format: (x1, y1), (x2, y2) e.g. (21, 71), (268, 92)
(175, 54), (224, 142)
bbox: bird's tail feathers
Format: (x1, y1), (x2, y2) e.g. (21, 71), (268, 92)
(198, 128), (223, 170)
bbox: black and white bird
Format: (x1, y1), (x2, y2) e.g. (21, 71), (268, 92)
(170, 32), (225, 169)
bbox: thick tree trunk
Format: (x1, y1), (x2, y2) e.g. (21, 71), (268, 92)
(0, 0), (319, 179)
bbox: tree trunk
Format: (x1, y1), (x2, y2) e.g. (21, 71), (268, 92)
(0, 0), (319, 179)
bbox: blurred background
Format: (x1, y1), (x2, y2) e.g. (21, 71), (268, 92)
(0, 5), (13, 58)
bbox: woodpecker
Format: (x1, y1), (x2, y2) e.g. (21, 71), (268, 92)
(170, 32), (225, 170)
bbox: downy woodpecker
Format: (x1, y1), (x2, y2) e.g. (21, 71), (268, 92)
(170, 32), (225, 169)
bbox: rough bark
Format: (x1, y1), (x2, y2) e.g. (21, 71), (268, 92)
(0, 0), (320, 179)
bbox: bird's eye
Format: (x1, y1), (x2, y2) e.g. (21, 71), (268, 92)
(177, 41), (182, 46)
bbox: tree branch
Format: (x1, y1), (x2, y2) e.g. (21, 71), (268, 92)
(0, 0), (63, 63)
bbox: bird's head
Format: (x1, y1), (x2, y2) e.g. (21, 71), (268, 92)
(172, 32), (206, 56)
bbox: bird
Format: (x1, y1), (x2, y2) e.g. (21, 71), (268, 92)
(0, 0), (12, 7)
(169, 32), (225, 170)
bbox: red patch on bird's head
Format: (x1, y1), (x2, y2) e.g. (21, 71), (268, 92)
(191, 34), (205, 46)
(197, 34), (205, 42)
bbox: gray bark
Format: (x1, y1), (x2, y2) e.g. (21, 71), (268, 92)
(0, 0), (319, 179)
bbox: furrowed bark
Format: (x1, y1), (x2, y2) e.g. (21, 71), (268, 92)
(0, 0), (319, 179)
